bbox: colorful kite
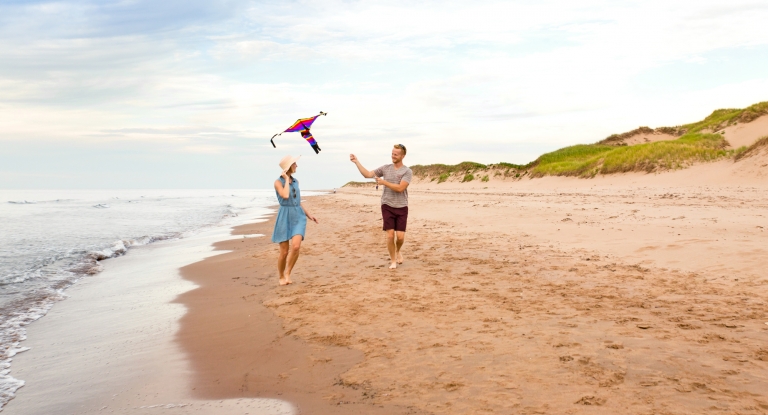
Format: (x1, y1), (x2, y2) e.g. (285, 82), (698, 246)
(270, 111), (326, 154)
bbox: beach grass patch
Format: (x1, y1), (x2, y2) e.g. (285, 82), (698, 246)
(531, 133), (734, 177)
(462, 173), (475, 182)
(494, 162), (530, 170)
(412, 161), (487, 180)
(682, 101), (768, 133)
(342, 181), (375, 188)
(734, 136), (768, 161)
(481, 175), (489, 182)
(437, 173), (450, 184)
(598, 101), (768, 145)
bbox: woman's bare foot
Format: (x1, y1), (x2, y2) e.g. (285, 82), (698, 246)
(396, 252), (404, 264)
(279, 275), (289, 286)
(389, 262), (397, 270)
(285, 272), (293, 284)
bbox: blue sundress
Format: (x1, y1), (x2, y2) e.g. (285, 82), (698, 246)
(271, 176), (307, 243)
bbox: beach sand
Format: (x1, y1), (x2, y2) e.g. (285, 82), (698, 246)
(5, 159), (768, 414)
(175, 161), (768, 414)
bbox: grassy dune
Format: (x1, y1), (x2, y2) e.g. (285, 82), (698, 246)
(411, 162), (531, 183)
(404, 101), (765, 183)
(680, 101), (768, 134)
(531, 133), (739, 178)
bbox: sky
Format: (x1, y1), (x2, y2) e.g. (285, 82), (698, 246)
(1, 0), (767, 189)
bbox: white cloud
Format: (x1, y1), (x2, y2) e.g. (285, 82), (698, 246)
(1, 0), (767, 188)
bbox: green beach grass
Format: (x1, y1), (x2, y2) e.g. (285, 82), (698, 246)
(346, 101), (766, 187)
(531, 133), (739, 178)
(679, 101), (768, 134)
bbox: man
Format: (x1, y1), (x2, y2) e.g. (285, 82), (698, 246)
(350, 144), (412, 269)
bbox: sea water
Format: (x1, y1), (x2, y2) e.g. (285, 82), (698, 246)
(0, 189), (295, 410)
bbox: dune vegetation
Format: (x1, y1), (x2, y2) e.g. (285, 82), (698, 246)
(734, 136), (768, 161)
(402, 101), (765, 183)
(530, 133), (741, 178)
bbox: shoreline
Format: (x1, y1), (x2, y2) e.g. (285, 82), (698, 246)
(2, 217), (296, 415)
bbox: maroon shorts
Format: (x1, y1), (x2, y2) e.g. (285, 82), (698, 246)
(381, 204), (408, 232)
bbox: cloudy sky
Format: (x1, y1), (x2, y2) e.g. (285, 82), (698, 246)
(1, 0), (767, 189)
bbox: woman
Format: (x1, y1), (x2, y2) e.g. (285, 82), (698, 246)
(272, 155), (318, 286)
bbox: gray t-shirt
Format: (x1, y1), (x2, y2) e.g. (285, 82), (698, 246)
(373, 164), (413, 208)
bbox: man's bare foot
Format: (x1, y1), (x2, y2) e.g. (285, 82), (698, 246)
(279, 276), (288, 286)
(389, 262), (397, 270)
(396, 252), (404, 264)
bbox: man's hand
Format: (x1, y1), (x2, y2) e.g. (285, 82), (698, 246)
(350, 154), (374, 178)
(375, 177), (385, 185)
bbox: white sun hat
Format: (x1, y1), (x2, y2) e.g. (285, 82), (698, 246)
(279, 155), (301, 172)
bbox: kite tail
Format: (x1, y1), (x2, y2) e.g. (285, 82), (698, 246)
(311, 144), (321, 154)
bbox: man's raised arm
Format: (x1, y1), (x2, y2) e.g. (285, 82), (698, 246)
(350, 154), (375, 178)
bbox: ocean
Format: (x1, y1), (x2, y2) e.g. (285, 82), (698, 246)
(0, 189), (287, 410)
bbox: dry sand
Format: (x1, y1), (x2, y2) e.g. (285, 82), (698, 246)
(724, 115), (768, 149)
(176, 159), (768, 414)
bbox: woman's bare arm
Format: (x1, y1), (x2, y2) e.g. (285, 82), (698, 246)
(274, 173), (291, 199)
(301, 202), (319, 224)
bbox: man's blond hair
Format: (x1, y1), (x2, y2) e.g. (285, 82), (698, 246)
(394, 144), (407, 156)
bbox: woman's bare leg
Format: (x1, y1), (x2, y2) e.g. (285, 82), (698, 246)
(284, 235), (303, 284)
(278, 241), (289, 285)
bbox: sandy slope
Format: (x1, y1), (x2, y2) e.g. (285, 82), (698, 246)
(601, 113), (767, 148)
(724, 115), (768, 149)
(622, 131), (679, 145)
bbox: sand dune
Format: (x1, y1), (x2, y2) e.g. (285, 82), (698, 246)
(601, 113), (768, 148)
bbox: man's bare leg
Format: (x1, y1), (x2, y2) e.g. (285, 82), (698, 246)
(386, 229), (397, 269)
(284, 235), (302, 284)
(395, 231), (405, 264)
(278, 241), (289, 285)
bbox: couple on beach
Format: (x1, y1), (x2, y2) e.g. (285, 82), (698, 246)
(271, 144), (412, 285)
